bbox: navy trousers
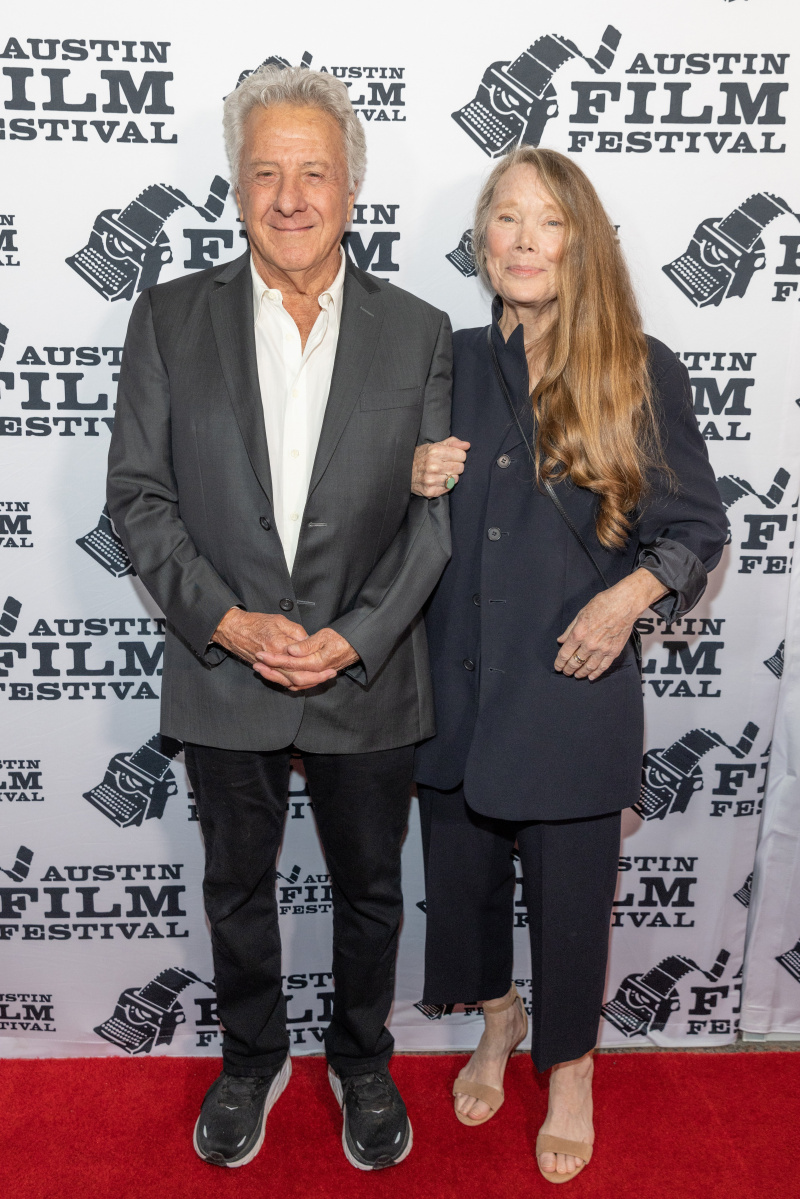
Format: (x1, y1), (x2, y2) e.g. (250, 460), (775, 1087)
(418, 783), (621, 1072)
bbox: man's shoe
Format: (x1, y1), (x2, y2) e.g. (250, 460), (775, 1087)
(328, 1066), (413, 1171)
(193, 1057), (291, 1167)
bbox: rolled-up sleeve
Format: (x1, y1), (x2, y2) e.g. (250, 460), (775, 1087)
(636, 345), (728, 621)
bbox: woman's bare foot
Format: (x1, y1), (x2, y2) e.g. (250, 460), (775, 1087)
(537, 1052), (594, 1178)
(453, 987), (527, 1122)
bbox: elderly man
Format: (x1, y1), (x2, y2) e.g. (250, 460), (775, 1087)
(107, 66), (451, 1170)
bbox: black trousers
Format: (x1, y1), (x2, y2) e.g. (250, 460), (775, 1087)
(185, 742), (413, 1079)
(418, 784), (620, 1073)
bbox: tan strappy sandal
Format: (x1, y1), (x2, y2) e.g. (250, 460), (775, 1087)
(452, 985), (528, 1126)
(535, 1134), (593, 1184)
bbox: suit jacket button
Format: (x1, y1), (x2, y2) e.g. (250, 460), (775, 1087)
(279, 598), (294, 612)
(259, 516), (271, 531)
(472, 593), (481, 606)
(487, 527), (501, 541)
(463, 658), (475, 671)
(497, 455), (511, 468)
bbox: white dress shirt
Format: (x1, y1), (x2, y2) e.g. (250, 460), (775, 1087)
(251, 249), (346, 572)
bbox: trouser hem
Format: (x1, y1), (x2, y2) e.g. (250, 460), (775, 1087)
(221, 1049), (290, 1079)
(326, 1049), (394, 1079)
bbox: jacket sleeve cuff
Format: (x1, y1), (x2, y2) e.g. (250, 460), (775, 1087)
(329, 612), (380, 686)
(637, 537), (708, 621)
(189, 594), (244, 667)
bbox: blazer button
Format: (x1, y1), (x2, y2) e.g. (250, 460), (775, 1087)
(497, 455), (511, 468)
(487, 527), (501, 541)
(472, 593), (481, 606)
(463, 658), (475, 671)
(259, 516), (271, 531)
(279, 598), (294, 612)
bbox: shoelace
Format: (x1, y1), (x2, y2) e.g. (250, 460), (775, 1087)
(217, 1075), (268, 1109)
(345, 1073), (393, 1113)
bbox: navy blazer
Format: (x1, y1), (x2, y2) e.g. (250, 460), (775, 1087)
(414, 316), (728, 821)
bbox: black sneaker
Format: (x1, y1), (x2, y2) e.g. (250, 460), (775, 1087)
(328, 1066), (413, 1171)
(193, 1058), (291, 1167)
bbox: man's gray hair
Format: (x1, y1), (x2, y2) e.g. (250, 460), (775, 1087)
(223, 65), (367, 191)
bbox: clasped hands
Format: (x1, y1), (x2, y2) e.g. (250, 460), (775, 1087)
(213, 608), (358, 692)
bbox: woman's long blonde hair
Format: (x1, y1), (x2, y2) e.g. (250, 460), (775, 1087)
(472, 146), (665, 550)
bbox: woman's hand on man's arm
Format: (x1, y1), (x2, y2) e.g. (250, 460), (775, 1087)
(411, 437), (471, 497)
(554, 568), (669, 681)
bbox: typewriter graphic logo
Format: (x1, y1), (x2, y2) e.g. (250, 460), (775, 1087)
(733, 872), (753, 908)
(446, 229), (478, 278)
(95, 967), (214, 1055)
(0, 594), (21, 637)
(233, 49), (313, 89)
(414, 1002), (457, 1021)
(716, 467), (790, 542)
(83, 734), (183, 828)
(663, 192), (799, 308)
(452, 25), (621, 158)
(602, 949), (729, 1037)
(764, 640), (785, 679)
(636, 722), (759, 822)
(1, 844), (33, 882)
(66, 176), (230, 302)
(76, 505), (135, 578)
(776, 938), (800, 986)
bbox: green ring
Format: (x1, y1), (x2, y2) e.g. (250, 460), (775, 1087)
(445, 475), (456, 490)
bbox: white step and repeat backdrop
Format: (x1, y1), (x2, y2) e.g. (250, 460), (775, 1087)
(1, 0), (799, 1059)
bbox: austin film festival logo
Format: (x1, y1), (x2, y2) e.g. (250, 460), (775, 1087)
(636, 721), (766, 821)
(0, 36), (178, 146)
(716, 467), (795, 576)
(0, 214), (19, 267)
(0, 500), (32, 547)
(663, 193), (799, 308)
(602, 948), (743, 1038)
(95, 967), (216, 1054)
(236, 49), (406, 124)
(452, 27), (790, 160)
(0, 324), (125, 443)
(0, 846), (192, 944)
(0, 596), (167, 705)
(0, 755), (43, 805)
(612, 852), (720, 932)
(0, 991), (56, 1034)
(235, 52), (404, 278)
(276, 862), (333, 917)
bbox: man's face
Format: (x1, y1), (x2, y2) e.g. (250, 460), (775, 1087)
(236, 102), (354, 281)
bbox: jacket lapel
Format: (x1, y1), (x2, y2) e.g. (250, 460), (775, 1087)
(307, 263), (384, 496)
(208, 252), (273, 507)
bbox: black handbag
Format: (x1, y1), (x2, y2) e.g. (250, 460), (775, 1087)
(485, 325), (642, 668)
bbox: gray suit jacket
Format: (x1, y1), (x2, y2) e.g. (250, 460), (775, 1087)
(107, 251), (453, 752)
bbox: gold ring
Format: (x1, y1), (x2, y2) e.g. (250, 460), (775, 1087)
(445, 475), (457, 490)
(573, 652), (587, 664)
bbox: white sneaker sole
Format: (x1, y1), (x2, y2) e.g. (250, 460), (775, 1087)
(328, 1065), (413, 1171)
(193, 1056), (292, 1168)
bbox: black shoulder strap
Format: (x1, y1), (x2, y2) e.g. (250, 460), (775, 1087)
(485, 326), (642, 663)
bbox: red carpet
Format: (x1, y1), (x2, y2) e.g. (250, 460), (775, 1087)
(2, 1052), (797, 1199)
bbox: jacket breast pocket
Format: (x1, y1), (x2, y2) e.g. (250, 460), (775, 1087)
(360, 385), (423, 411)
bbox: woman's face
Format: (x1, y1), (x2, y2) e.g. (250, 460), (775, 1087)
(484, 165), (565, 309)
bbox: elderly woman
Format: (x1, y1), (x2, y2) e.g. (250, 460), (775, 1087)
(411, 148), (727, 1183)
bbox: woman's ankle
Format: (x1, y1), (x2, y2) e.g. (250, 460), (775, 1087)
(481, 984), (516, 1015)
(550, 1051), (594, 1079)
